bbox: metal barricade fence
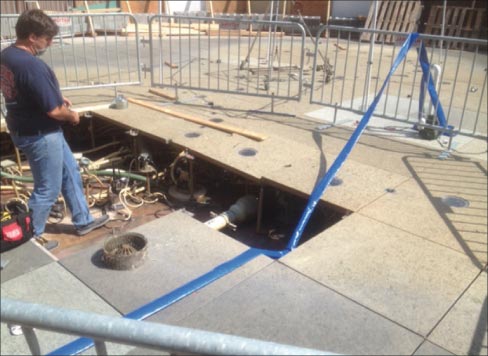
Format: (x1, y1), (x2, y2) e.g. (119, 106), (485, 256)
(0, 13), (141, 92)
(148, 15), (306, 102)
(310, 25), (487, 138)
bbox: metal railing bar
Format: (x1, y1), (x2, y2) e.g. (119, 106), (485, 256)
(1, 298), (335, 356)
(23, 326), (41, 355)
(340, 31), (351, 106)
(473, 70), (487, 134)
(94, 340), (108, 355)
(459, 45), (478, 132)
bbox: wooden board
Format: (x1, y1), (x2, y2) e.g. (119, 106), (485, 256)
(127, 97), (267, 142)
(361, 1), (422, 43)
(121, 23), (204, 36)
(121, 23), (220, 36)
(423, 6), (487, 49)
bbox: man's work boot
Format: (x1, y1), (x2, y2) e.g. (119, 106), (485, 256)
(76, 215), (110, 236)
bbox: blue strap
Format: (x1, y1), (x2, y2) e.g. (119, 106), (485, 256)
(418, 43), (448, 128)
(286, 33), (420, 251)
(48, 248), (277, 355)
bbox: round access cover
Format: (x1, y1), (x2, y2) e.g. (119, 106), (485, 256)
(101, 233), (148, 270)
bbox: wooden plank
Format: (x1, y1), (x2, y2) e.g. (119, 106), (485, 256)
(422, 5), (488, 49)
(449, 8), (465, 49)
(148, 88), (177, 101)
(423, 5), (437, 36)
(463, 8), (476, 35)
(122, 23), (203, 36)
(127, 98), (267, 142)
(362, 0), (422, 43)
(376, 0), (389, 31)
(472, 9), (485, 39)
(405, 1), (422, 34)
(446, 7), (459, 38)
(84, 0), (97, 37)
(204, 29), (270, 37)
(387, 2), (401, 32)
(392, 1), (408, 34)
(361, 0), (376, 41)
(385, 1), (402, 43)
(207, 0), (215, 24)
(377, 0), (393, 42)
(400, 1), (414, 33)
(124, 0), (132, 14)
(454, 8), (468, 38)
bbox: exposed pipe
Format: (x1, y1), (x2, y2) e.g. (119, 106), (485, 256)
(428, 64), (442, 117)
(205, 195), (258, 230)
(0, 170), (147, 183)
(91, 170), (147, 183)
(419, 63), (442, 125)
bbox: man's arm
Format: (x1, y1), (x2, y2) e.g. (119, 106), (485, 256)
(48, 103), (79, 125)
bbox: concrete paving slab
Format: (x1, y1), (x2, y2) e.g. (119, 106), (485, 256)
(0, 240), (55, 283)
(429, 271), (488, 356)
(92, 100), (316, 182)
(453, 137), (488, 162)
(178, 131), (310, 182)
(162, 262), (423, 355)
(265, 152), (410, 211)
(60, 210), (274, 315)
(0, 263), (131, 356)
(281, 213), (481, 336)
(359, 157), (488, 265)
(413, 341), (455, 355)
(236, 111), (450, 178)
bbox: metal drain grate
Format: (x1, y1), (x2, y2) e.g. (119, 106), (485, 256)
(441, 196), (470, 208)
(238, 148), (257, 157)
(101, 233), (148, 270)
(185, 132), (201, 138)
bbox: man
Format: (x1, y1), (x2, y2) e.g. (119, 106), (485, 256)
(0, 9), (109, 250)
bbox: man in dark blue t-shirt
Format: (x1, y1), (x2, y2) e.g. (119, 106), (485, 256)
(0, 9), (109, 250)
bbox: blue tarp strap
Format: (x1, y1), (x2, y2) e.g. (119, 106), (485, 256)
(286, 33), (420, 251)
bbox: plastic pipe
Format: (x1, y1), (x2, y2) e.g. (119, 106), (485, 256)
(0, 171), (33, 183)
(1, 170), (146, 183)
(205, 195), (258, 230)
(89, 170), (147, 182)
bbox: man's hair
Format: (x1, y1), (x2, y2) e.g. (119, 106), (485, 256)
(15, 9), (59, 40)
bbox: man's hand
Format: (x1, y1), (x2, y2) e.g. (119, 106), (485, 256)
(69, 110), (80, 126)
(63, 96), (72, 107)
(48, 97), (79, 125)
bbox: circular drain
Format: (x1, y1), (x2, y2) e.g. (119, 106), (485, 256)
(210, 118), (223, 123)
(185, 132), (201, 138)
(330, 177), (343, 186)
(238, 148), (257, 157)
(441, 196), (470, 208)
(101, 233), (148, 270)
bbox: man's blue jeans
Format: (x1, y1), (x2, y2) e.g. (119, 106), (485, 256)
(11, 129), (94, 236)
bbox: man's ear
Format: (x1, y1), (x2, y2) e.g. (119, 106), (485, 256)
(27, 33), (37, 44)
